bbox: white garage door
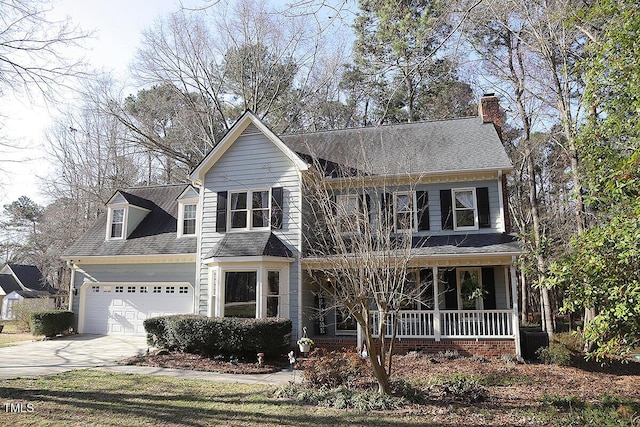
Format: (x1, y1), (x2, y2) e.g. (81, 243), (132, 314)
(82, 283), (194, 335)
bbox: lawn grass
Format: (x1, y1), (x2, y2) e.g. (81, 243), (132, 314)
(0, 370), (427, 427)
(0, 369), (638, 426)
(0, 321), (38, 347)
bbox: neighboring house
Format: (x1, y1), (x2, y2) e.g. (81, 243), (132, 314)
(0, 264), (56, 320)
(63, 94), (522, 357)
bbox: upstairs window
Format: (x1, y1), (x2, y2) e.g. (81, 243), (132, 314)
(452, 188), (477, 230)
(394, 192), (415, 232)
(251, 190), (270, 228)
(336, 194), (359, 233)
(181, 203), (197, 236)
(230, 192), (248, 229)
(110, 208), (125, 239)
(216, 188), (283, 233)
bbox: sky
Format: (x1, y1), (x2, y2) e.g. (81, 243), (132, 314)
(0, 0), (200, 209)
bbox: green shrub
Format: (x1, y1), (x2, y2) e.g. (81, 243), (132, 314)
(143, 315), (292, 358)
(428, 373), (488, 403)
(535, 342), (571, 366)
(30, 310), (73, 337)
(301, 348), (371, 389)
(274, 383), (406, 411)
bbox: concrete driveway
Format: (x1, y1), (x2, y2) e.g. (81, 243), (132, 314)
(0, 334), (149, 380)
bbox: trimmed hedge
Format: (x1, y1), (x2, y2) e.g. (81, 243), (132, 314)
(144, 315), (292, 359)
(30, 310), (74, 337)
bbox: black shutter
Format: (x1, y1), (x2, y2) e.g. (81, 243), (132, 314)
(271, 187), (283, 230)
(444, 268), (458, 309)
(380, 193), (393, 229)
(416, 190), (430, 231)
(420, 268), (434, 309)
(216, 191), (227, 232)
(477, 187), (490, 228)
(482, 267), (496, 309)
(440, 189), (453, 230)
(358, 193), (371, 231)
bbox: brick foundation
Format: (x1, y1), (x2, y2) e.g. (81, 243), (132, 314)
(312, 337), (516, 358)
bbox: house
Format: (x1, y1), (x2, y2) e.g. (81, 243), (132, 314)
(63, 94), (522, 357)
(0, 264), (56, 320)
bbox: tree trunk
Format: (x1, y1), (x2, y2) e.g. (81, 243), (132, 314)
(520, 269), (528, 323)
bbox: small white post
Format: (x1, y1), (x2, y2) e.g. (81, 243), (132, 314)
(433, 266), (441, 341)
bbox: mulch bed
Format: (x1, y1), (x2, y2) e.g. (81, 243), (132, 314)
(122, 351), (283, 374)
(123, 349), (640, 405)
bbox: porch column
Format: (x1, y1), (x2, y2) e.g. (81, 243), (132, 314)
(510, 259), (522, 356)
(433, 266), (441, 341)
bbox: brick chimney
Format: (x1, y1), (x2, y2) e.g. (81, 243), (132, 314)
(478, 93), (503, 139)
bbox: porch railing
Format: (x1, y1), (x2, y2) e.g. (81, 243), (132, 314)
(371, 309), (514, 339)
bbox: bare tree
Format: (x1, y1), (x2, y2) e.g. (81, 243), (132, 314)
(0, 0), (88, 100)
(43, 75), (146, 230)
(301, 142), (431, 395)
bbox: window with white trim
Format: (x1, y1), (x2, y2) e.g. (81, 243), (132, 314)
(229, 190), (270, 230)
(336, 194), (359, 233)
(224, 271), (257, 318)
(394, 192), (415, 232)
(336, 305), (357, 334)
(181, 203), (197, 236)
(452, 188), (478, 230)
(458, 268), (483, 310)
(110, 208), (125, 239)
(267, 271), (280, 317)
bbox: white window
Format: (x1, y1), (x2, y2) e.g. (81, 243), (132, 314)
(109, 208), (125, 239)
(91, 286), (100, 293)
(115, 286), (123, 293)
(127, 286), (135, 293)
(336, 194), (359, 233)
(452, 188), (478, 230)
(140, 286), (148, 293)
(336, 305), (357, 334)
(267, 271), (280, 317)
(166, 286), (175, 294)
(181, 203), (197, 236)
(229, 192), (248, 230)
(401, 269), (433, 310)
(179, 286), (189, 294)
(458, 268), (483, 310)
(153, 286), (161, 293)
(394, 192), (415, 232)
(224, 271), (257, 318)
(251, 191), (270, 228)
(229, 190), (270, 230)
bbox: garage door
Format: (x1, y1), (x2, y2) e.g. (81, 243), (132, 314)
(82, 283), (194, 335)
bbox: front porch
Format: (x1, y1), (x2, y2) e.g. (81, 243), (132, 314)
(372, 309), (515, 339)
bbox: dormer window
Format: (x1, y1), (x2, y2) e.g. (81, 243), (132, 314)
(183, 204), (197, 235)
(109, 207), (125, 239)
(177, 185), (200, 238)
(105, 191), (152, 241)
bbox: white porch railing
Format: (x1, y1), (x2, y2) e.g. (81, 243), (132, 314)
(371, 309), (514, 339)
(371, 310), (436, 338)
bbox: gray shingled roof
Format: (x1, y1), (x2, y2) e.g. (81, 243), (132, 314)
(411, 233), (521, 256)
(0, 274), (22, 294)
(280, 117), (512, 175)
(205, 232), (294, 259)
(8, 264), (52, 291)
(63, 184), (197, 258)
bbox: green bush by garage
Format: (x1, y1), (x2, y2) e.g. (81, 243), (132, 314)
(144, 315), (292, 359)
(30, 310), (74, 337)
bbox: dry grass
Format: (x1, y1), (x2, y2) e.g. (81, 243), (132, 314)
(0, 321), (39, 347)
